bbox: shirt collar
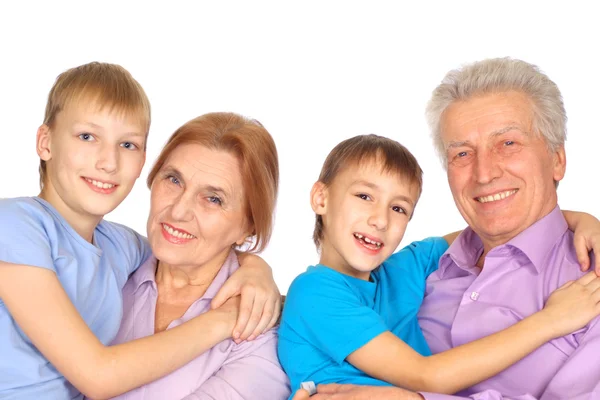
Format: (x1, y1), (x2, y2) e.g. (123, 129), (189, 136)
(132, 250), (240, 299)
(438, 205), (567, 277)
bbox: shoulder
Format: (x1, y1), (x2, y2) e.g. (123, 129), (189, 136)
(0, 197), (50, 224)
(383, 237), (448, 270)
(287, 266), (349, 298)
(97, 220), (148, 245)
(97, 220), (151, 274)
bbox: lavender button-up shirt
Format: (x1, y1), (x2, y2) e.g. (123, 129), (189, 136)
(110, 251), (291, 400)
(418, 207), (600, 399)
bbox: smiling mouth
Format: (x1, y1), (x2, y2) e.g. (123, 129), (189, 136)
(353, 233), (383, 249)
(162, 223), (196, 240)
(476, 189), (518, 204)
(83, 177), (117, 189)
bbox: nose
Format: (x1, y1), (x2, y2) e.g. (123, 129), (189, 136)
(474, 150), (501, 185)
(95, 143), (118, 174)
(367, 204), (388, 231)
(170, 190), (194, 222)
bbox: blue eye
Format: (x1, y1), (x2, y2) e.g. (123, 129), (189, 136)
(208, 196), (222, 205)
(121, 142), (139, 150)
(504, 140), (515, 146)
(457, 151), (468, 158)
(168, 175), (180, 185)
(78, 133), (94, 141)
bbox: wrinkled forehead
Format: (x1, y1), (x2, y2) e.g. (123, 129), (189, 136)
(440, 92), (536, 145)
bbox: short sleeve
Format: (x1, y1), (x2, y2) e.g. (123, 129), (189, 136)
(0, 199), (55, 272)
(283, 269), (388, 365)
(385, 237), (448, 278)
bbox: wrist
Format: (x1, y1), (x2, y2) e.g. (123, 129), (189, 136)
(531, 310), (560, 340)
(202, 309), (235, 341)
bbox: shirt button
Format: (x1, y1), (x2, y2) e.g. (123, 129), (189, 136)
(470, 291), (480, 301)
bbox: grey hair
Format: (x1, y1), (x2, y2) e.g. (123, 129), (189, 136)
(426, 57), (567, 166)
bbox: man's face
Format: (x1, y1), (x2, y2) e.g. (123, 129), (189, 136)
(441, 91), (566, 249)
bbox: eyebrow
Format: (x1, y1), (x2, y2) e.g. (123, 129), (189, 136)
(351, 180), (415, 205)
(446, 125), (528, 149)
(162, 166), (229, 198)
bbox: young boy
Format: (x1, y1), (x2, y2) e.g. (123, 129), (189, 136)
(0, 62), (279, 399)
(277, 134), (600, 398)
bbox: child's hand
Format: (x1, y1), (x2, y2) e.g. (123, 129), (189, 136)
(211, 253), (281, 343)
(542, 272), (600, 338)
(212, 295), (241, 336)
(564, 210), (600, 275)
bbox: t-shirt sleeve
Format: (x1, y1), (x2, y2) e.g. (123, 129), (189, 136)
(283, 270), (388, 365)
(385, 236), (448, 278)
(0, 200), (55, 272)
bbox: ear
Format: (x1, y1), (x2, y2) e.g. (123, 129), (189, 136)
(310, 181), (328, 216)
(234, 222), (255, 247)
(552, 145), (567, 183)
(36, 124), (52, 161)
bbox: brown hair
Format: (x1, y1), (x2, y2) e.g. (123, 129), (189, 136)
(40, 62), (151, 188)
(313, 134), (423, 247)
(147, 112), (279, 253)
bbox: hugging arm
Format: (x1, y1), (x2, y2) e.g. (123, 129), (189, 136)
(0, 261), (239, 399)
(212, 252), (282, 341)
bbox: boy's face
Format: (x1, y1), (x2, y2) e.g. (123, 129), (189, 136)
(37, 101), (147, 224)
(312, 160), (419, 280)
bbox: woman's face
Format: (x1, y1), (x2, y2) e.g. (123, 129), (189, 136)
(147, 143), (250, 269)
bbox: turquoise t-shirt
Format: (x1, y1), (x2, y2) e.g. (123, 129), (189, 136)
(277, 237), (448, 396)
(0, 197), (151, 399)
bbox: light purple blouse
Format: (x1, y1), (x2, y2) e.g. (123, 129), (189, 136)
(418, 207), (600, 399)
(110, 251), (291, 400)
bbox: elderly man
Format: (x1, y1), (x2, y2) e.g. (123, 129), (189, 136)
(305, 58), (600, 399)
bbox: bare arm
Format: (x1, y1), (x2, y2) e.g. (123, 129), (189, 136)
(562, 210), (600, 274)
(211, 252), (281, 341)
(346, 272), (600, 394)
(442, 231), (462, 246)
(0, 262), (238, 399)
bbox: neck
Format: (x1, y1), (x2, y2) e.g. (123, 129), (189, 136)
(319, 244), (371, 281)
(38, 187), (100, 243)
(156, 249), (230, 293)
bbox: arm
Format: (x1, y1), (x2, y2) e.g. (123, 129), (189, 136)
(443, 231), (462, 246)
(180, 331), (290, 400)
(211, 252), (281, 341)
(0, 262), (238, 399)
(562, 210), (600, 275)
(346, 272), (600, 394)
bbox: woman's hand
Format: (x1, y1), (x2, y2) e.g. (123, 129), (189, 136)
(541, 271), (600, 338)
(211, 253), (281, 342)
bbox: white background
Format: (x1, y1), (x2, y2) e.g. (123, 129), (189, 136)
(0, 1), (598, 292)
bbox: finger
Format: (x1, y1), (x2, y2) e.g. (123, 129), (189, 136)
(585, 276), (600, 293)
(211, 278), (240, 309)
(594, 255), (600, 277)
(248, 296), (276, 339)
(265, 296), (282, 330)
(239, 290), (266, 341)
(576, 271), (598, 286)
(292, 389), (312, 400)
(573, 235), (590, 272)
(233, 288), (255, 340)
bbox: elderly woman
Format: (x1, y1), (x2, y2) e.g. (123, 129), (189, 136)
(110, 112), (290, 399)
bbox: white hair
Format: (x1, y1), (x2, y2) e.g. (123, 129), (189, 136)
(426, 57), (567, 166)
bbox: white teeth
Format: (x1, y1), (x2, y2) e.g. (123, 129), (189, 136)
(353, 233), (382, 248)
(477, 190), (517, 203)
(162, 223), (195, 239)
(86, 178), (115, 189)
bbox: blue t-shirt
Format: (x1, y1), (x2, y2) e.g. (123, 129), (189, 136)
(277, 237), (448, 395)
(0, 197), (151, 399)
